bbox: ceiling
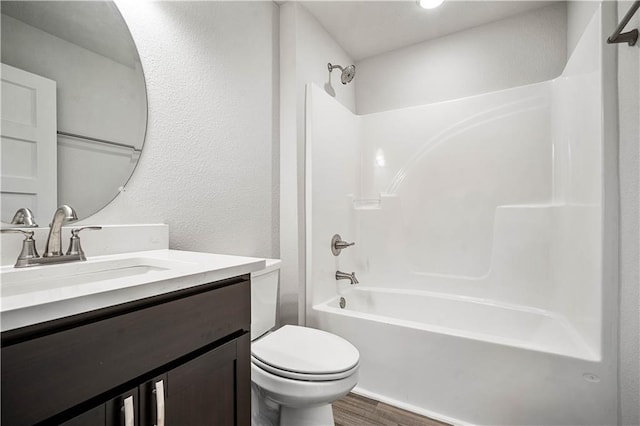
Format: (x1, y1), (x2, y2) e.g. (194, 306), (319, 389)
(301, 1), (558, 61)
(1, 1), (139, 68)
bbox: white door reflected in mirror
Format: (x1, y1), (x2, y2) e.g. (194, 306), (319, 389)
(0, 64), (57, 222)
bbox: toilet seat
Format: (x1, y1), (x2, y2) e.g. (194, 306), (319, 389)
(251, 325), (360, 382)
(252, 355), (359, 381)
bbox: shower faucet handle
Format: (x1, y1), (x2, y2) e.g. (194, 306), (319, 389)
(331, 234), (355, 256)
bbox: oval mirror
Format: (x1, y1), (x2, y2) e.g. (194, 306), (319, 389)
(1, 0), (147, 224)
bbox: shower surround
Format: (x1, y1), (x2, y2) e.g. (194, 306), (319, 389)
(305, 7), (617, 425)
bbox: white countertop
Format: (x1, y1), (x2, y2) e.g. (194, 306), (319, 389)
(0, 249), (265, 332)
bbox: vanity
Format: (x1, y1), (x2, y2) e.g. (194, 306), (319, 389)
(1, 2), (262, 424)
(0, 231), (264, 426)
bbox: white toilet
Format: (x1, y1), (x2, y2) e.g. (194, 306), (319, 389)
(250, 259), (359, 426)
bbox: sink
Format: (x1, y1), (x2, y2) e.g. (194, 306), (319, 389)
(0, 249), (266, 333)
(1, 257), (195, 297)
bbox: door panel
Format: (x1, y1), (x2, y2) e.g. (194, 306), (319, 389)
(59, 404), (105, 426)
(1, 63), (57, 222)
(165, 340), (238, 425)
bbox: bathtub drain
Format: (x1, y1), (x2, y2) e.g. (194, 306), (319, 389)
(339, 297), (346, 309)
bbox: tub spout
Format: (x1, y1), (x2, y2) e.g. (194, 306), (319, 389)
(336, 270), (359, 285)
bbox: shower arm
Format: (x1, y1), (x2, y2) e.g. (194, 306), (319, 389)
(607, 0), (639, 46)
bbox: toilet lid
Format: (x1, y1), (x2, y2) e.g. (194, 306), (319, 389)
(251, 325), (360, 376)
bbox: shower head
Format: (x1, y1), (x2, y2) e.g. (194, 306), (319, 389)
(328, 62), (356, 85)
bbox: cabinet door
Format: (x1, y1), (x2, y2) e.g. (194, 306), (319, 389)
(59, 404), (106, 426)
(59, 388), (138, 426)
(165, 336), (249, 426)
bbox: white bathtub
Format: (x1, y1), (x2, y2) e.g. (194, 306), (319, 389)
(310, 287), (616, 425)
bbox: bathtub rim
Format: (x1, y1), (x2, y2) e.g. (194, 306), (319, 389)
(313, 286), (600, 362)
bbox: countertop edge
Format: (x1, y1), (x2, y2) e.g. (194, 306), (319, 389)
(1, 249), (266, 333)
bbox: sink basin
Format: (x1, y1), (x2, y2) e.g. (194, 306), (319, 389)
(1, 257), (195, 297)
(0, 249), (266, 333)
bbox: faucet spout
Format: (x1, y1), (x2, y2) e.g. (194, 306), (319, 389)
(336, 270), (359, 285)
(43, 205), (78, 257)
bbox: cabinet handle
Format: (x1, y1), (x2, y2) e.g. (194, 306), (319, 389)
(154, 380), (165, 426)
(123, 395), (135, 426)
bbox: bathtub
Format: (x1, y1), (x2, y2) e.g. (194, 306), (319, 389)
(310, 287), (616, 425)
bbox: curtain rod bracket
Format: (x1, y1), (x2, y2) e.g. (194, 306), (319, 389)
(608, 1), (639, 46)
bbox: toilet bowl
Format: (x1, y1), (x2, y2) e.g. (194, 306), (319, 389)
(250, 260), (359, 426)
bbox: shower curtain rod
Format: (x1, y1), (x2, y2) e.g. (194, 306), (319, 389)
(607, 0), (639, 46)
(57, 130), (142, 152)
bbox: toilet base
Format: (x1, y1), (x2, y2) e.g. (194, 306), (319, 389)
(251, 355), (358, 425)
(281, 404), (334, 426)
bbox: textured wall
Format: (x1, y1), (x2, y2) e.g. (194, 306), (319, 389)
(354, 3), (567, 114)
(617, 1), (640, 424)
(82, 1), (279, 259)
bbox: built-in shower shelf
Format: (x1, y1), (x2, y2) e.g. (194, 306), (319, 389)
(351, 194), (398, 210)
(352, 199), (382, 210)
(497, 203), (600, 208)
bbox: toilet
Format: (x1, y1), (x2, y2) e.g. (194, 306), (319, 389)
(250, 259), (359, 426)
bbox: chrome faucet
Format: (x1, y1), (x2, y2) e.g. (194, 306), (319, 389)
(336, 270), (359, 285)
(2, 205), (102, 268)
(43, 205), (78, 257)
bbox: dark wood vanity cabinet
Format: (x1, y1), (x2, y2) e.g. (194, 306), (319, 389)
(1, 275), (251, 426)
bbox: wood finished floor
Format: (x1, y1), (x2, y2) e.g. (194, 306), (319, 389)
(332, 393), (450, 426)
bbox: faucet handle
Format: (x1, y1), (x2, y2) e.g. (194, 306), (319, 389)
(1, 229), (40, 266)
(70, 226), (103, 237)
(66, 226), (102, 259)
(10, 208), (38, 227)
(331, 234), (355, 256)
(1, 228), (35, 237)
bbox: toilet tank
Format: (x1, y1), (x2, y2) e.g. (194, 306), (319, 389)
(250, 259), (281, 341)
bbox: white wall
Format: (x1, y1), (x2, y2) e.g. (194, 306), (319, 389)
(548, 8), (604, 357)
(354, 3), (567, 114)
(79, 1), (279, 259)
(296, 4), (356, 114)
(279, 2), (355, 325)
(616, 1), (640, 424)
(567, 1), (600, 57)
